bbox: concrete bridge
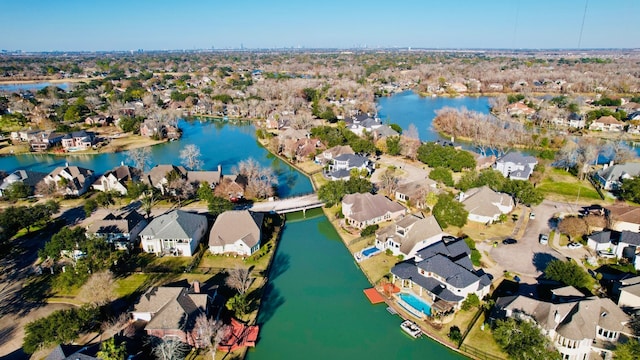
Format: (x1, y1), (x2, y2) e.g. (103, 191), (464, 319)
(249, 193), (324, 215)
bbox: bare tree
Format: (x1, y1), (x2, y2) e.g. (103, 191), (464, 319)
(194, 314), (227, 360)
(226, 266), (253, 295)
(235, 158), (277, 199)
(79, 270), (115, 306)
(180, 144), (203, 170)
(35, 180), (57, 197)
(129, 147), (152, 172)
(602, 139), (636, 165)
(151, 337), (190, 360)
(379, 168), (399, 197)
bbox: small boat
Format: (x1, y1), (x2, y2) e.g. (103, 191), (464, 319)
(400, 320), (422, 338)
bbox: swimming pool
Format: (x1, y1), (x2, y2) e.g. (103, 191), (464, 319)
(362, 246), (381, 257)
(398, 292), (431, 316)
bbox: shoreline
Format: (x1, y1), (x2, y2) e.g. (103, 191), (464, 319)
(262, 146), (478, 358)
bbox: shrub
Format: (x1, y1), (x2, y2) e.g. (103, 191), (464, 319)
(360, 224), (379, 237)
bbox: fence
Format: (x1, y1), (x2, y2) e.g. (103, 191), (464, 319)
(459, 344), (504, 360)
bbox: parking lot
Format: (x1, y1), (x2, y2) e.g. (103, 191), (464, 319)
(485, 200), (592, 278)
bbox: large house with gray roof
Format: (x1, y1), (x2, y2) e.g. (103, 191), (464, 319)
(492, 292), (629, 360)
(131, 282), (214, 348)
(342, 193), (406, 229)
(493, 152), (538, 180)
(140, 210), (208, 256)
(326, 153), (372, 181)
(92, 164), (141, 195)
(208, 210), (264, 256)
(375, 213), (446, 259)
(595, 162), (640, 191)
(460, 186), (514, 224)
(391, 237), (491, 313)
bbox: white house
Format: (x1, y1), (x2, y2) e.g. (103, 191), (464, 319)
(92, 165), (141, 195)
(139, 210), (208, 257)
(587, 230), (640, 267)
(460, 186), (514, 223)
(43, 165), (94, 196)
(595, 162), (640, 191)
(326, 153), (371, 181)
(494, 152), (538, 180)
(208, 210), (264, 256)
(375, 213), (446, 260)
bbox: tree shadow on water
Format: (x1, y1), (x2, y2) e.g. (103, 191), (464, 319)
(266, 252), (290, 281)
(532, 252), (560, 273)
(255, 282), (284, 325)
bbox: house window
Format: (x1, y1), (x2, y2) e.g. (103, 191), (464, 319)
(148, 245), (154, 252)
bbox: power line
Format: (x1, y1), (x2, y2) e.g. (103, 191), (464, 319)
(578, 0), (589, 49)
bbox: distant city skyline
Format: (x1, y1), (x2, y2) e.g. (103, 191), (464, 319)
(2, 0), (638, 52)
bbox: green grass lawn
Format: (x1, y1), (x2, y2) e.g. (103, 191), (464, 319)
(113, 273), (154, 298)
(537, 181), (601, 201)
(462, 313), (507, 359)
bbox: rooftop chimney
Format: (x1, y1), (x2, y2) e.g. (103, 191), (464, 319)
(193, 281), (201, 294)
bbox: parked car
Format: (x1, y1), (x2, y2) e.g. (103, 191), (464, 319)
(529, 213), (536, 219)
(539, 234), (549, 245)
(568, 242), (583, 249)
(502, 238), (518, 245)
(597, 250), (615, 258)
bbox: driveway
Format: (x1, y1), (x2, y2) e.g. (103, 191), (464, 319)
(370, 155), (429, 185)
(484, 200), (588, 278)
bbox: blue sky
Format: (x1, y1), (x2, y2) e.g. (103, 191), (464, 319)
(2, 0), (638, 51)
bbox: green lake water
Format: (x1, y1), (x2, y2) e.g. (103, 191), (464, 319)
(246, 211), (465, 360)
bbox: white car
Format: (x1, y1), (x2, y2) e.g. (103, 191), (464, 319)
(567, 242), (583, 249)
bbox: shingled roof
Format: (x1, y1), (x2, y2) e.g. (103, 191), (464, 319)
(140, 210), (207, 240)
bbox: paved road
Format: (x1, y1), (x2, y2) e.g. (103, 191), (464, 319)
(483, 200), (591, 279)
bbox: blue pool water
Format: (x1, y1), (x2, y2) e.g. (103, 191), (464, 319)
(399, 292), (432, 316)
(362, 246), (381, 257)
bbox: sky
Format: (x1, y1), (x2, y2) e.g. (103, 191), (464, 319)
(2, 0), (638, 52)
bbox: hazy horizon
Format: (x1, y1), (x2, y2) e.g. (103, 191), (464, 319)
(2, 0), (638, 52)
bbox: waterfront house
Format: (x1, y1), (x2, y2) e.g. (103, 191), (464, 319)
(506, 102), (535, 117)
(345, 113), (383, 136)
(208, 210), (264, 256)
(86, 211), (147, 250)
(371, 124), (399, 140)
(326, 153), (371, 181)
(61, 130), (95, 151)
(342, 193), (406, 229)
(92, 164), (141, 195)
(0, 169), (46, 197)
(493, 152), (538, 180)
(142, 164), (188, 195)
(314, 145), (354, 165)
(186, 165), (222, 189)
(375, 213), (446, 259)
(214, 175), (246, 201)
(140, 119), (165, 138)
(46, 344), (99, 360)
(460, 186), (514, 224)
(605, 204), (640, 232)
(43, 165), (94, 196)
(30, 131), (64, 152)
(391, 237), (491, 312)
(492, 293), (629, 360)
(131, 282), (214, 348)
(595, 162), (640, 191)
(589, 115), (625, 132)
(394, 179), (438, 209)
(139, 210), (208, 256)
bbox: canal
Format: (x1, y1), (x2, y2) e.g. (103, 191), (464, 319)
(246, 211), (465, 360)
